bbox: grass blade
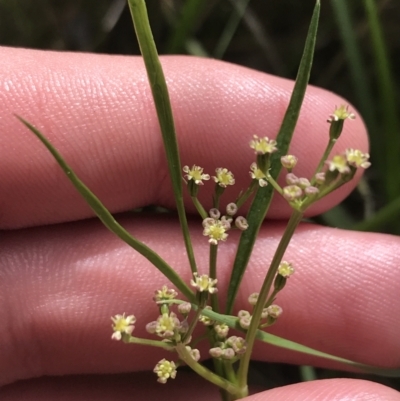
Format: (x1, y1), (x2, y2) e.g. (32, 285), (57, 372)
(127, 0), (198, 274)
(17, 116), (195, 303)
(194, 304), (400, 378)
(225, 0), (320, 314)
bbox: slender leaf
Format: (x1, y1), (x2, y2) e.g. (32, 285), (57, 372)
(17, 116), (196, 304)
(363, 0), (400, 202)
(127, 0), (197, 274)
(188, 303), (400, 378)
(226, 0), (320, 314)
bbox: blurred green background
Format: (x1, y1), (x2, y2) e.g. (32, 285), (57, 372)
(1, 0), (399, 394)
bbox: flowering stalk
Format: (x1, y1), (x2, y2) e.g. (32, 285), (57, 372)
(175, 343), (244, 398)
(237, 209), (304, 389)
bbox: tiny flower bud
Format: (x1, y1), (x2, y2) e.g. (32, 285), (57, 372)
(281, 155), (298, 171)
(273, 274), (287, 292)
(286, 173), (299, 185)
(304, 186), (319, 197)
(214, 323), (229, 338)
(267, 304), (283, 318)
(261, 308), (269, 319)
(227, 336), (247, 355)
(209, 347), (223, 358)
(186, 346), (201, 362)
(314, 172), (326, 185)
(238, 310), (251, 319)
(239, 316), (252, 330)
(283, 185), (303, 201)
(209, 208), (221, 219)
(297, 177), (311, 189)
(222, 348), (236, 360)
(248, 293), (259, 306)
(178, 302), (192, 315)
(235, 216), (249, 231)
(226, 202), (238, 216)
(146, 321), (158, 334)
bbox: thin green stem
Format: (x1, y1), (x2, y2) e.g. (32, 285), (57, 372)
(183, 306), (204, 344)
(266, 174), (283, 195)
(223, 361), (238, 385)
(311, 138), (336, 185)
(127, 0), (198, 275)
(235, 181), (257, 209)
(237, 210), (304, 388)
(192, 196), (208, 220)
(209, 244), (220, 313)
(125, 336), (174, 350)
(175, 343), (243, 397)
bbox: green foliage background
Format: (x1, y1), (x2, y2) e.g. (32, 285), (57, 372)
(1, 0), (399, 393)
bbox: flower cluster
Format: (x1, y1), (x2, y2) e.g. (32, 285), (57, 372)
(209, 335), (247, 360)
(238, 302), (283, 330)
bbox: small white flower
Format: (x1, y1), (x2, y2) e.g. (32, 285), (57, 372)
(111, 313), (136, 340)
(183, 165), (210, 185)
(191, 273), (218, 294)
(345, 149), (371, 169)
(153, 359), (177, 384)
(213, 168), (235, 187)
(249, 135), (278, 154)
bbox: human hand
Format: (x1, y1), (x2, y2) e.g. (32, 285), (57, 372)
(0, 47), (399, 400)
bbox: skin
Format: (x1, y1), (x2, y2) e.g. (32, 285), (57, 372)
(0, 47), (399, 400)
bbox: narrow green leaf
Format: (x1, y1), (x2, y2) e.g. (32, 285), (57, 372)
(127, 0), (198, 274)
(363, 0), (400, 202)
(193, 304), (400, 378)
(17, 116), (195, 304)
(225, 0), (320, 314)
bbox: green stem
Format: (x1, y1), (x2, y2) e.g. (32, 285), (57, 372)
(209, 244), (220, 313)
(266, 174), (283, 195)
(127, 0), (198, 275)
(237, 210), (304, 388)
(183, 305), (204, 344)
(125, 335), (174, 350)
(191, 196), (208, 220)
(175, 343), (243, 397)
(235, 181), (257, 209)
(311, 138), (336, 185)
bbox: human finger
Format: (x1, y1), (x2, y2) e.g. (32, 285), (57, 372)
(1, 374), (399, 401)
(0, 47), (368, 229)
(0, 215), (398, 386)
